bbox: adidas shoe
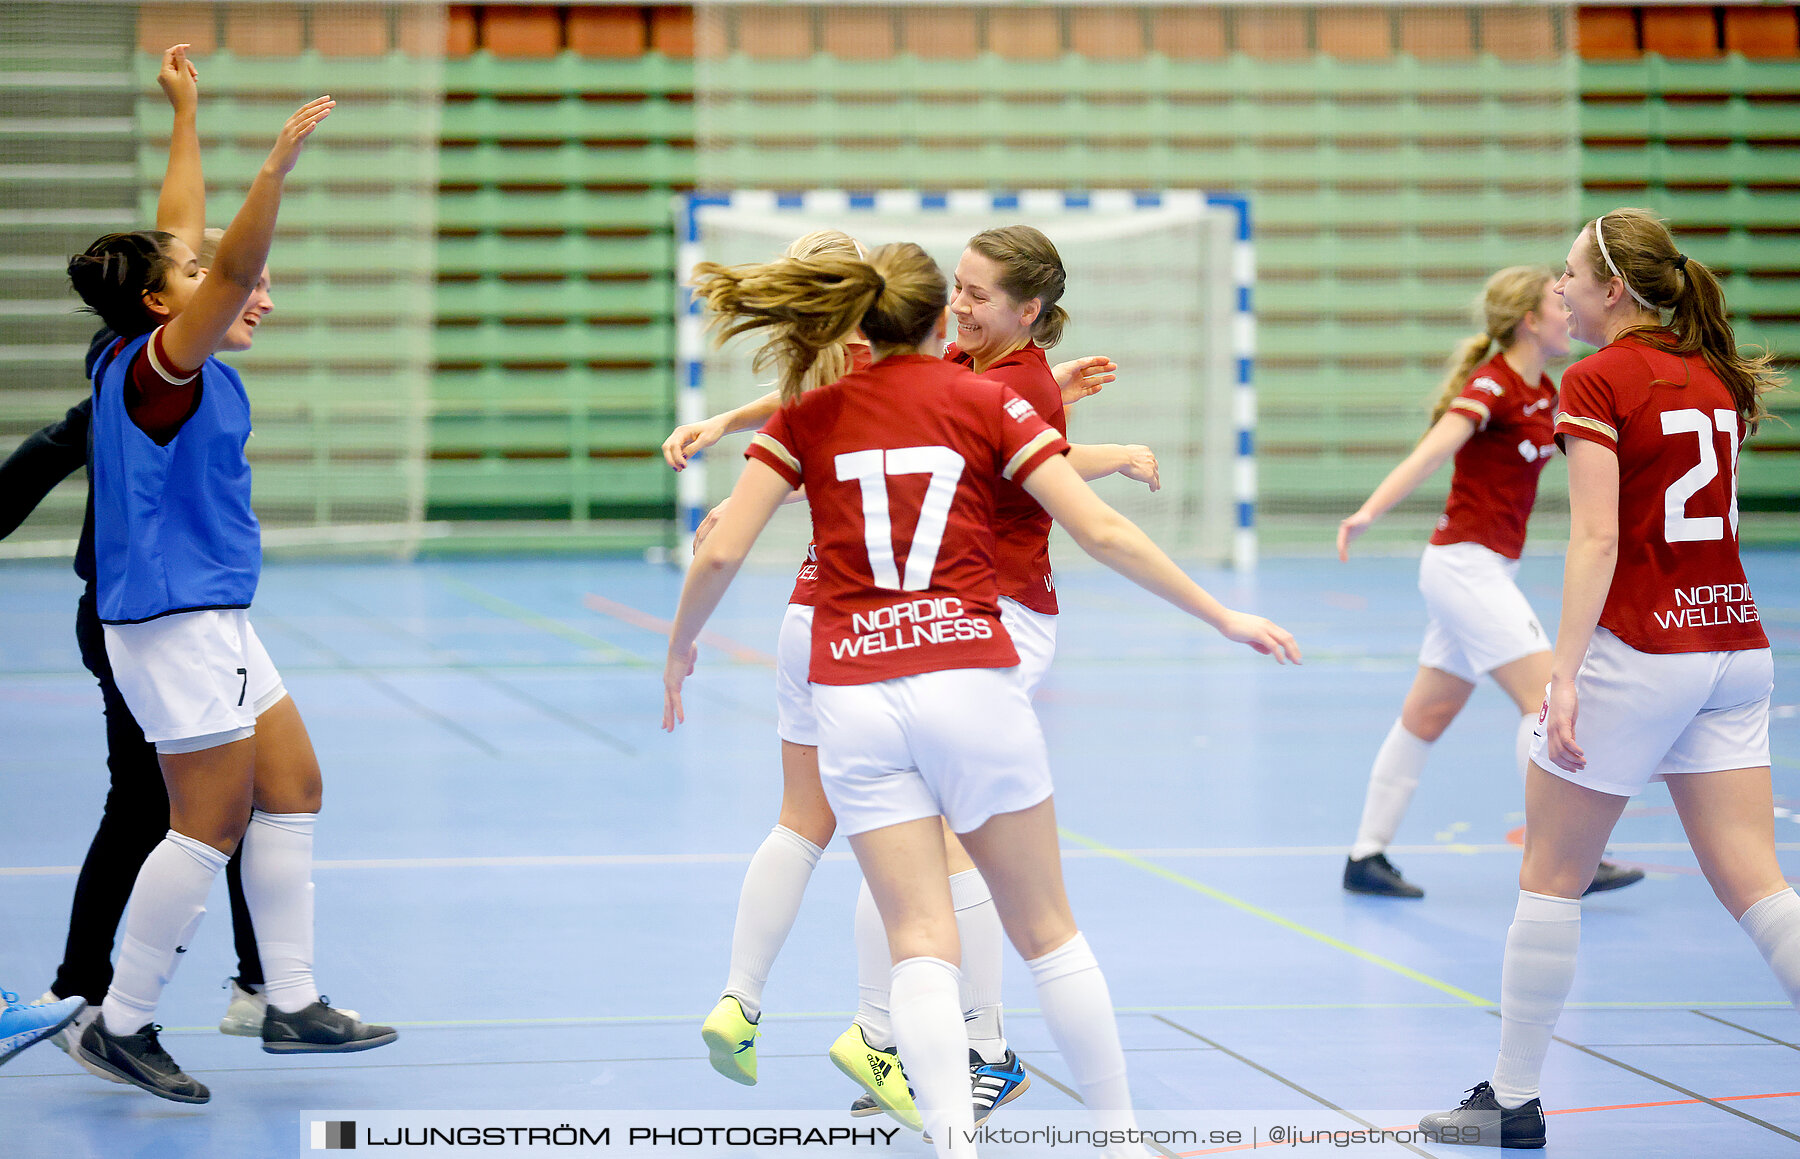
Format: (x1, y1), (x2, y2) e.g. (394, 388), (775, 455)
(1419, 1081), (1546, 1149)
(700, 995), (760, 1085)
(971, 1049), (1030, 1126)
(829, 1023), (921, 1132)
(1343, 852), (1425, 898)
(74, 1014), (209, 1103)
(1, 991), (86, 1068)
(261, 1000), (397, 1054)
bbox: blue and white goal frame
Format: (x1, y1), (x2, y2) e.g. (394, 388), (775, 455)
(675, 189), (1257, 572)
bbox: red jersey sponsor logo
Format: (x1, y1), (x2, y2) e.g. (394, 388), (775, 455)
(827, 595), (997, 661)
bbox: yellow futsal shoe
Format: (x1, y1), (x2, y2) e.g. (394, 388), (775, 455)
(829, 1023), (921, 1132)
(701, 996), (760, 1085)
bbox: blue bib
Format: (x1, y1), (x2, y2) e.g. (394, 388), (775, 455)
(90, 332), (260, 624)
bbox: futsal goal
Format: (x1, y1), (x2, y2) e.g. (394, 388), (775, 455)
(676, 190), (1256, 572)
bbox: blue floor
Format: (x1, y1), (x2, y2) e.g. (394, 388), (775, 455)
(3, 551), (1797, 1157)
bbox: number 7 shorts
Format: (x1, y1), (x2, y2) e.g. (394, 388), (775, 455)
(103, 608), (289, 754)
(813, 666), (1054, 837)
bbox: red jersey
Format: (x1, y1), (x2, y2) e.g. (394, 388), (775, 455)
(746, 353), (1069, 686)
(787, 346), (872, 608)
(1555, 332), (1767, 654)
(945, 342), (1066, 615)
(1430, 353), (1558, 559)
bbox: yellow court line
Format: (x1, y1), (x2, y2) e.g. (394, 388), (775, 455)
(437, 575), (649, 666)
(1060, 826), (1495, 1008)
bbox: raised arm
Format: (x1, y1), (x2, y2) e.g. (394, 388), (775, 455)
(160, 96), (332, 372)
(1022, 454), (1300, 663)
(663, 459), (794, 728)
(1336, 411), (1477, 560)
(662, 389), (782, 471)
(1541, 438), (1621, 773)
(1051, 355), (1117, 406)
(1065, 442), (1159, 491)
(0, 399), (91, 541)
(153, 44), (204, 258)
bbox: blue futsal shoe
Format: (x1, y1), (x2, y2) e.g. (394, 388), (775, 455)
(0, 991), (86, 1067)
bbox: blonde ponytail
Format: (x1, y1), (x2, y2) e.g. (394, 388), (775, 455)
(1427, 265), (1555, 428)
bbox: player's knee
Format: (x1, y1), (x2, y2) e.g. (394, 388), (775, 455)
(1400, 701), (1456, 742)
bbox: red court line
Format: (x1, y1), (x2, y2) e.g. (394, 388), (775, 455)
(1173, 1091), (1800, 1155)
(582, 593), (776, 668)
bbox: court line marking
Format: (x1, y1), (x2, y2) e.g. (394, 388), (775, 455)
(322, 586), (637, 756)
(1483, 1009), (1800, 1143)
(1691, 1009), (1800, 1051)
(436, 575), (649, 667)
(583, 592), (777, 668)
(1154, 1015), (1434, 1159)
(257, 610), (502, 758)
(1061, 828), (1494, 1007)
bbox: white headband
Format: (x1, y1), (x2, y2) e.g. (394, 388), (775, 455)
(1595, 214), (1657, 312)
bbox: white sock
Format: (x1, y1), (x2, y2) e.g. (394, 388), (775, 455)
(1350, 719), (1431, 860)
(951, 868), (1007, 1063)
(101, 831), (226, 1033)
(1491, 890), (1581, 1108)
(852, 877), (893, 1048)
(891, 956), (975, 1158)
(241, 810), (320, 1015)
(1740, 888), (1800, 1008)
(1515, 713), (1537, 783)
(722, 826), (823, 1022)
(1027, 932), (1139, 1136)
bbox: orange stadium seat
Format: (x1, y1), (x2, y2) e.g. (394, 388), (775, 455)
(651, 6), (695, 57)
(1724, 6), (1800, 59)
(1577, 6), (1641, 59)
(312, 8), (390, 58)
(1151, 7), (1227, 60)
(1641, 6), (1721, 58)
(822, 8), (897, 61)
(1483, 7), (1559, 61)
(737, 8), (814, 60)
(1070, 9), (1146, 60)
(1399, 8), (1475, 60)
(903, 8), (981, 60)
(1236, 9), (1309, 60)
(136, 3), (218, 55)
(1316, 8), (1394, 61)
(224, 2), (303, 56)
(568, 6), (647, 58)
(989, 7), (1063, 61)
(484, 6), (563, 59)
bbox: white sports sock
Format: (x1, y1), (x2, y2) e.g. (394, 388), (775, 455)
(852, 877), (894, 1049)
(241, 810), (320, 1015)
(891, 956), (975, 1158)
(1350, 719), (1431, 860)
(101, 831), (226, 1033)
(1026, 932), (1139, 1137)
(1515, 713), (1537, 784)
(951, 868), (1007, 1063)
(1740, 888), (1800, 1008)
(722, 826), (823, 1023)
(1491, 890), (1581, 1108)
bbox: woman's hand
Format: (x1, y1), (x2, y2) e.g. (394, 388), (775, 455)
(662, 642), (698, 731)
(663, 417), (729, 470)
(157, 43), (198, 113)
(1542, 676), (1584, 772)
(1336, 510), (1374, 561)
(692, 500), (726, 554)
(1217, 611), (1302, 664)
(264, 96), (334, 178)
(1052, 355), (1116, 406)
(1118, 444), (1160, 492)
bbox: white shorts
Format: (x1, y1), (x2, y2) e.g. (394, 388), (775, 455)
(103, 609), (288, 753)
(775, 602), (818, 746)
(1530, 627), (1773, 797)
(1417, 542), (1550, 683)
(813, 666), (1054, 838)
(998, 596), (1058, 698)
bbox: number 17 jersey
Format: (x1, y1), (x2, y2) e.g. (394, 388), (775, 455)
(1555, 332), (1767, 655)
(746, 353), (1071, 686)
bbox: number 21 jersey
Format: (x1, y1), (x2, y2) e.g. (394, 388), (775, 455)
(1555, 332), (1767, 655)
(747, 353), (1070, 686)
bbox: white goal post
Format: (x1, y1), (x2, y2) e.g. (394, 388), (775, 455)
(675, 190), (1256, 572)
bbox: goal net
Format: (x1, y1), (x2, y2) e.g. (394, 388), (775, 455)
(676, 189), (1255, 572)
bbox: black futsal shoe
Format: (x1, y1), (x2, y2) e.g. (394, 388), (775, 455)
(1419, 1081), (1546, 1149)
(76, 1015), (210, 1104)
(262, 1000), (398, 1054)
(1343, 852), (1425, 898)
(1583, 859), (1645, 896)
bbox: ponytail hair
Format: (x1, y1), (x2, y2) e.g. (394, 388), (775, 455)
(780, 229), (862, 393)
(67, 230), (182, 339)
(1582, 208), (1784, 433)
(691, 241), (947, 405)
(965, 224), (1069, 348)
(1427, 264), (1556, 427)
